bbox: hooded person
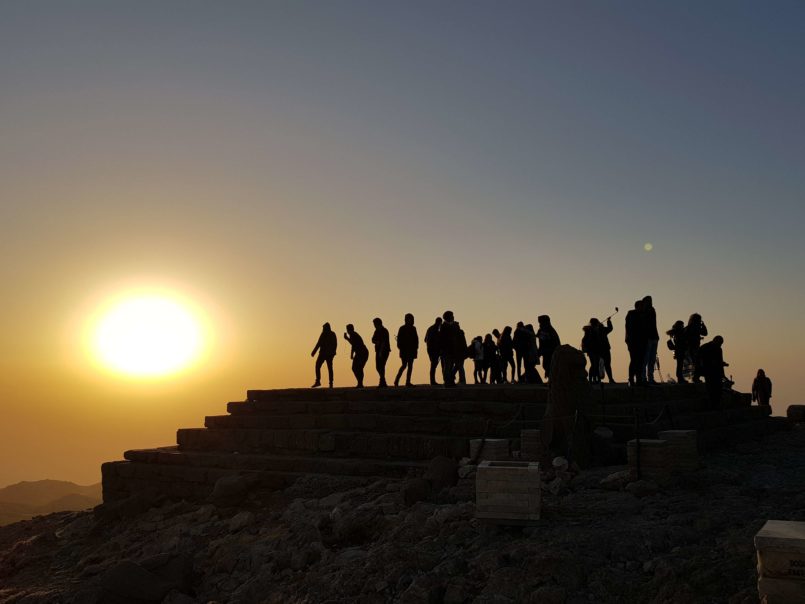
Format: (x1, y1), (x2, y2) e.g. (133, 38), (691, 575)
(311, 322), (337, 388)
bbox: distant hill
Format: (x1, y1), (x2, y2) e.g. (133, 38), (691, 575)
(0, 480), (101, 526)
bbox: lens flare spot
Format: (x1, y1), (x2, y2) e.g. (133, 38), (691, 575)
(644, 242), (654, 252)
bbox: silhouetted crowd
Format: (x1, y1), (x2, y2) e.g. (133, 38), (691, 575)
(310, 297), (770, 408)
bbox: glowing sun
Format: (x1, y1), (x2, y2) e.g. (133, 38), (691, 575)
(92, 295), (204, 377)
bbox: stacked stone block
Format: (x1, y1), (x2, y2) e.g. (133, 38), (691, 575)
(475, 461), (540, 524)
(657, 430), (699, 472)
(628, 430), (699, 482)
(755, 520), (805, 602)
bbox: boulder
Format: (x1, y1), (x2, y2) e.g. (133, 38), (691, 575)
(424, 456), (459, 492)
(625, 479), (659, 498)
(208, 474), (258, 506)
(99, 560), (175, 604)
(402, 478), (432, 507)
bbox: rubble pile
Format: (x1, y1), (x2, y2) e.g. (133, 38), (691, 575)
(2, 429), (805, 604)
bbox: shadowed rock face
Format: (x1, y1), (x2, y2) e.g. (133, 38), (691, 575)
(542, 345), (593, 467)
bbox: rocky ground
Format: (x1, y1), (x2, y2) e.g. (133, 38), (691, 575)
(2, 427), (805, 604)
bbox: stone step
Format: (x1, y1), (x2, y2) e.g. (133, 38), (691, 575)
(245, 385), (550, 404)
(205, 413), (529, 437)
(124, 447), (423, 478)
(242, 383), (713, 405)
(227, 398), (543, 418)
(176, 427), (470, 459)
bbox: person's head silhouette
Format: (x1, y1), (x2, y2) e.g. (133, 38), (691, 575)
(373, 317), (383, 328)
(323, 323), (331, 332)
(346, 323), (355, 334)
(404, 313), (414, 326)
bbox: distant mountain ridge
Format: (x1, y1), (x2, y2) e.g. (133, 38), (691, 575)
(0, 479), (101, 526)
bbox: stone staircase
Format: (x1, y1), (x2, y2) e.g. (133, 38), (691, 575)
(101, 383), (777, 503)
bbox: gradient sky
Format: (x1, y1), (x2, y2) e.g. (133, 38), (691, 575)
(2, 1), (804, 486)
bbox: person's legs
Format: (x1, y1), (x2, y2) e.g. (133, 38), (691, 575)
(675, 355), (685, 383)
(356, 353), (367, 387)
(325, 357), (334, 387)
(602, 350), (614, 382)
(405, 359), (414, 385)
(644, 340), (658, 383)
(442, 355), (454, 386)
(313, 355), (325, 386)
(515, 352), (523, 381)
(394, 361), (405, 387)
(377, 352), (388, 386)
(429, 352), (439, 385)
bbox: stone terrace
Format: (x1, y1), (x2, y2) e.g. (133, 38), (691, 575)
(102, 383), (774, 503)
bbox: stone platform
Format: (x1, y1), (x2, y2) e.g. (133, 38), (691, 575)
(102, 383), (775, 503)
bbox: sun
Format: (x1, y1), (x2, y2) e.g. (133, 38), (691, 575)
(92, 295), (205, 377)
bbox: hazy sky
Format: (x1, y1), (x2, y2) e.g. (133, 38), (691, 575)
(2, 2), (804, 486)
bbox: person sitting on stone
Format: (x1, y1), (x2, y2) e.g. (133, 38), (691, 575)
(393, 313), (419, 387)
(752, 369), (772, 407)
(344, 324), (369, 388)
(699, 335), (728, 407)
(537, 315), (560, 380)
(311, 322), (337, 388)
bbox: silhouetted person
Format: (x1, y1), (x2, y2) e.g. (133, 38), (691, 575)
(699, 335), (727, 407)
(522, 324), (543, 384)
(581, 323), (601, 383)
(344, 324), (369, 387)
(311, 322), (337, 388)
(592, 317), (615, 383)
(471, 336), (484, 384)
(537, 315), (560, 379)
(454, 321), (468, 385)
(393, 313), (419, 387)
(439, 311), (459, 387)
(513, 322), (529, 381)
(498, 326), (515, 383)
(642, 295), (659, 383)
(685, 313), (708, 383)
(483, 333), (500, 384)
(372, 317), (391, 387)
(752, 369), (772, 407)
(424, 317), (443, 385)
(666, 320), (687, 383)
(625, 300), (646, 385)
